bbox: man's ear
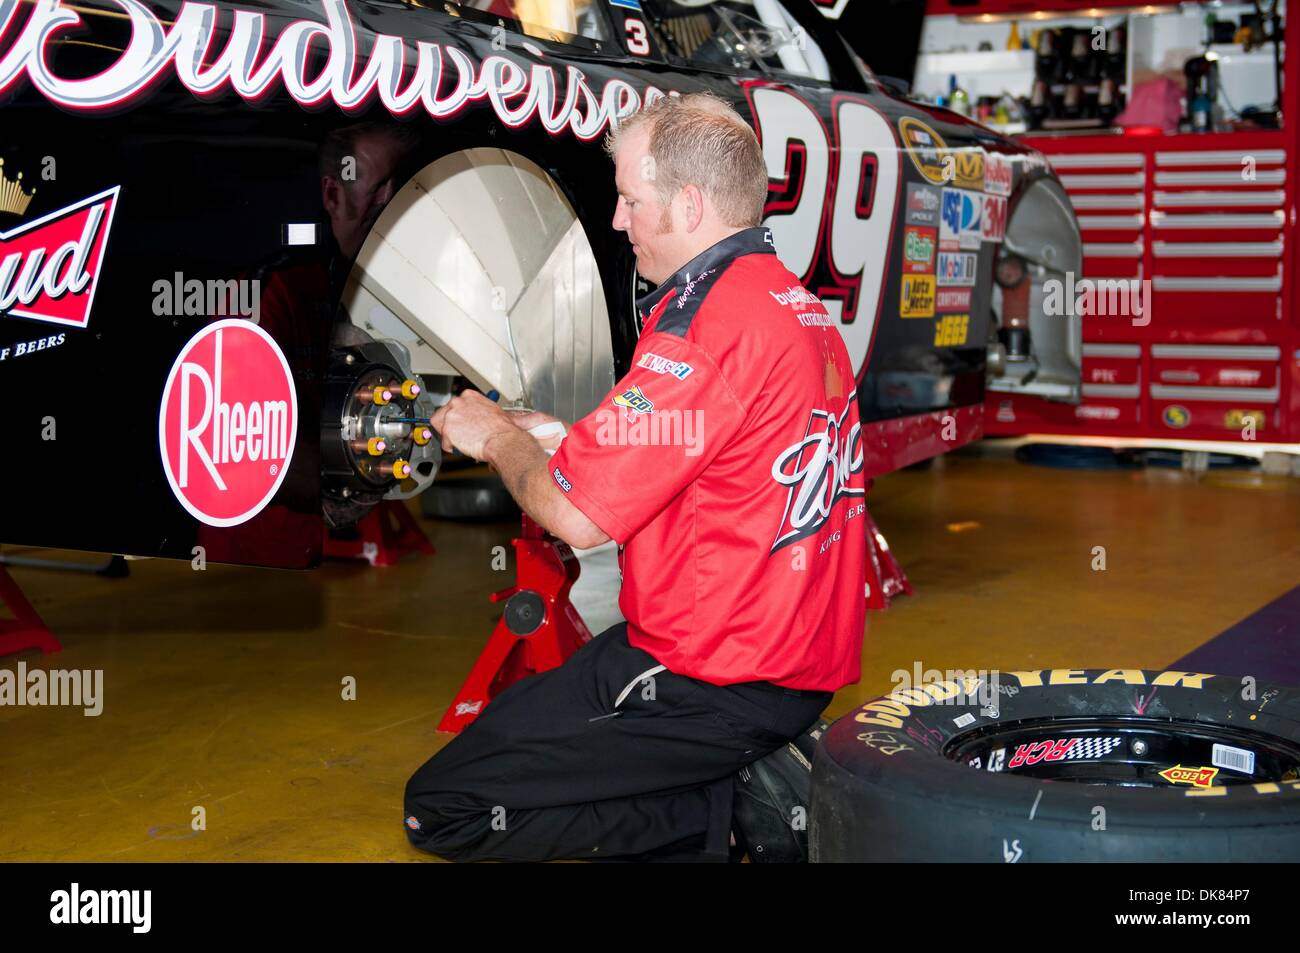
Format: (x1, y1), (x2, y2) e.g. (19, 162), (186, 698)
(681, 184), (705, 232)
(321, 176), (343, 218)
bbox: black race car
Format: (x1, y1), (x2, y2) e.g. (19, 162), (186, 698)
(0, 0), (1080, 567)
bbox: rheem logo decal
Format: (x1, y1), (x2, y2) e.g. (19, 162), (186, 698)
(159, 320), (298, 527)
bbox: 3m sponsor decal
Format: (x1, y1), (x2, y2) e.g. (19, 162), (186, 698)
(1007, 736), (1122, 769)
(952, 149), (984, 191)
(902, 226), (936, 274)
(854, 670), (1214, 729)
(159, 320), (297, 527)
(900, 274), (935, 318)
(552, 467), (572, 492)
(982, 194), (1007, 243)
(904, 183), (941, 227)
(769, 391), (864, 553)
(933, 313), (969, 347)
(613, 384), (654, 417)
(1159, 764), (1219, 788)
(0, 185), (120, 330)
(984, 152), (1013, 196)
(940, 189), (981, 251)
(937, 251), (977, 287)
(636, 352), (693, 380)
(897, 116), (950, 186)
(936, 287), (971, 312)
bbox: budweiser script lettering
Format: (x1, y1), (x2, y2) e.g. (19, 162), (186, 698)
(0, 0), (664, 137)
(769, 395), (864, 553)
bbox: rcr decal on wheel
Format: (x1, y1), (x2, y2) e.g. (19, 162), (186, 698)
(812, 669), (1300, 862)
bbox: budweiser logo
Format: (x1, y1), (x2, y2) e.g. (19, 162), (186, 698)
(769, 394), (865, 553)
(159, 320), (298, 527)
(0, 186), (119, 329)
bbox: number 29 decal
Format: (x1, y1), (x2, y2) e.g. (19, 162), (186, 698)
(745, 85), (902, 375)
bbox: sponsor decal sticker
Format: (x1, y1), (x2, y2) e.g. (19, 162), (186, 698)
(636, 351), (693, 380)
(952, 149), (984, 191)
(984, 152), (1012, 196)
(613, 384), (654, 417)
(0, 185), (120, 329)
(982, 194), (1007, 243)
(899, 274), (935, 318)
(1224, 409), (1265, 430)
(1077, 405), (1122, 421)
(902, 226), (936, 274)
(936, 287), (971, 312)
(159, 320), (298, 527)
(940, 189), (981, 251)
(933, 313), (969, 347)
(1158, 764), (1219, 788)
(904, 182), (940, 227)
(1162, 404), (1191, 429)
(552, 466), (572, 492)
(1006, 736), (1122, 770)
(897, 116), (950, 186)
(936, 251), (977, 287)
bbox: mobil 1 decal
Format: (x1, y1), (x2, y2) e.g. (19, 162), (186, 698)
(744, 85), (902, 376)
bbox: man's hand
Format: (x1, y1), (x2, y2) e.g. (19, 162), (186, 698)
(429, 390), (515, 461)
(507, 409), (569, 453)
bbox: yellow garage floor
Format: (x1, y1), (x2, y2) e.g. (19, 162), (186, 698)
(1, 447), (1297, 861)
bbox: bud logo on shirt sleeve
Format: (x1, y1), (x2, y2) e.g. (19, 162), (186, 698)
(0, 186), (120, 329)
(769, 395), (865, 553)
(159, 320), (298, 527)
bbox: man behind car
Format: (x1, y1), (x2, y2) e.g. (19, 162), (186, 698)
(404, 92), (867, 862)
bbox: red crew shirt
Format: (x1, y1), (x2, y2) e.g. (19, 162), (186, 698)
(550, 227), (866, 691)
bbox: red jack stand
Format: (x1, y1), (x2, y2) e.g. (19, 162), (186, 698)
(437, 515), (592, 733)
(324, 499), (434, 567)
(0, 566), (62, 657)
(863, 482), (912, 611)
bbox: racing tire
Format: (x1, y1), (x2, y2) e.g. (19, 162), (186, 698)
(810, 669), (1300, 862)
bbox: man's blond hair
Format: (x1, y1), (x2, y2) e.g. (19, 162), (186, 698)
(604, 93), (768, 228)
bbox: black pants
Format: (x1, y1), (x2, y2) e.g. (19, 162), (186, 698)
(404, 623), (830, 862)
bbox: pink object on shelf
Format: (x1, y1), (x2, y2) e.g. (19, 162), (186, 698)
(1116, 76), (1183, 132)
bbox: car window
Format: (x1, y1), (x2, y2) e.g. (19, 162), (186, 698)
(643, 0), (830, 82)
(457, 0), (610, 45)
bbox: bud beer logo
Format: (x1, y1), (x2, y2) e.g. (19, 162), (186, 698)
(159, 320), (298, 527)
(1159, 764), (1219, 788)
(769, 394), (864, 553)
(902, 226), (936, 274)
(0, 186), (120, 329)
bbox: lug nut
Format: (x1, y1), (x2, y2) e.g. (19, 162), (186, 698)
(412, 427), (434, 446)
(1132, 740), (1148, 756)
(378, 458), (411, 479)
(349, 437), (386, 456)
(400, 379), (421, 400)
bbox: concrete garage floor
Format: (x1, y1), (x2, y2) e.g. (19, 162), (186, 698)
(1, 445), (1298, 861)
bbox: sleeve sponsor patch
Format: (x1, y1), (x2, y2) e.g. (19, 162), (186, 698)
(636, 352), (694, 379)
(552, 466), (572, 492)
